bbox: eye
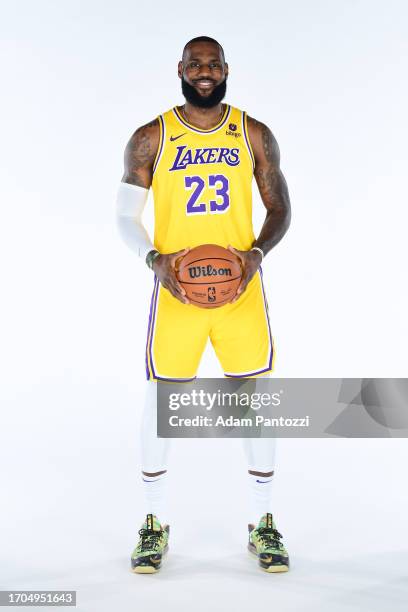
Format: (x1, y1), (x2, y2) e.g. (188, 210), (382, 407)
(210, 62), (222, 69)
(188, 62), (200, 69)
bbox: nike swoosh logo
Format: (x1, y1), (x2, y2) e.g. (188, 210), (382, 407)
(170, 133), (187, 141)
(256, 479), (272, 484)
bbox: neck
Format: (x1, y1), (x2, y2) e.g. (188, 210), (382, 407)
(182, 102), (224, 129)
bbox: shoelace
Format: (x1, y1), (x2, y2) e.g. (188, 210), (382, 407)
(257, 527), (283, 549)
(138, 528), (163, 552)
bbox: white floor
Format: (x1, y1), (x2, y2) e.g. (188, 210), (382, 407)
(4, 550), (408, 612)
(1, 380), (408, 611)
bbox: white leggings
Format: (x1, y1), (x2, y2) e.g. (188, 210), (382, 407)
(140, 376), (276, 475)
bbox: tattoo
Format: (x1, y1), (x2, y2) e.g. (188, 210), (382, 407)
(254, 166), (287, 207)
(260, 121), (278, 164)
(248, 116), (280, 163)
(143, 119), (159, 129)
(123, 118), (159, 188)
(248, 116), (291, 255)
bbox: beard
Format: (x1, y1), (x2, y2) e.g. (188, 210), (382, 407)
(181, 76), (227, 108)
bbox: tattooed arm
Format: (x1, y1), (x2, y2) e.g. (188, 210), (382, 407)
(122, 118), (160, 187)
(248, 116), (291, 255)
(228, 117), (291, 301)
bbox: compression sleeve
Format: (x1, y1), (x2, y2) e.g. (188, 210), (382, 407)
(116, 182), (155, 260)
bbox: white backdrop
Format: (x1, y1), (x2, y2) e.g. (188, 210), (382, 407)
(1, 1), (407, 611)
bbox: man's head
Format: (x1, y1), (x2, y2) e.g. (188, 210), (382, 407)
(178, 36), (228, 109)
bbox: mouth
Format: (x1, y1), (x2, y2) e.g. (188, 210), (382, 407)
(193, 79), (216, 91)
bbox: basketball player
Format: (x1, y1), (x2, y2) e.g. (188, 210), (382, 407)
(117, 37), (291, 573)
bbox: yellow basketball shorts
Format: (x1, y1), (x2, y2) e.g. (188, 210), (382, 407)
(145, 268), (274, 381)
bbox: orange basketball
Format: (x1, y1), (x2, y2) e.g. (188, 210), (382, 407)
(175, 244), (242, 308)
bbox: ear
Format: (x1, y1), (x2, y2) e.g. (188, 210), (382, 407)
(224, 62), (229, 78)
(178, 61), (183, 79)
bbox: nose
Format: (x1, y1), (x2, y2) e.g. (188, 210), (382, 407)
(197, 64), (212, 78)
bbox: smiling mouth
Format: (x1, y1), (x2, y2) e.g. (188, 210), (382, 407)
(193, 80), (216, 89)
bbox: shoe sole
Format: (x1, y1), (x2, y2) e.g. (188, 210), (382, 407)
(248, 548), (289, 573)
(131, 565), (159, 574)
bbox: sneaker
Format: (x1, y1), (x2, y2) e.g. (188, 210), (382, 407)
(131, 514), (169, 574)
(248, 513), (289, 572)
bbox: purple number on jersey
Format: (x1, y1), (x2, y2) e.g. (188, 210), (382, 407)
(209, 174), (230, 212)
(185, 176), (206, 214)
(185, 174), (230, 215)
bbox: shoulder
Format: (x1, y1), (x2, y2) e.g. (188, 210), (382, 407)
(126, 117), (161, 153)
(122, 118), (162, 186)
(125, 108), (178, 149)
(246, 115), (280, 165)
(124, 117), (161, 168)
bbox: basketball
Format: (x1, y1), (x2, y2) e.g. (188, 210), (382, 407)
(175, 244), (242, 308)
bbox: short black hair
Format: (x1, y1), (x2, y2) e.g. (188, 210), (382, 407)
(182, 36), (225, 62)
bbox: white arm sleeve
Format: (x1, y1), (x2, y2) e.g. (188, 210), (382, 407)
(116, 182), (155, 260)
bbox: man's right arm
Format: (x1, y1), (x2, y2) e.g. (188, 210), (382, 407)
(118, 119), (189, 303)
(117, 119), (160, 261)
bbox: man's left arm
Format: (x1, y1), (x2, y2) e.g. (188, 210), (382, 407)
(228, 116), (291, 301)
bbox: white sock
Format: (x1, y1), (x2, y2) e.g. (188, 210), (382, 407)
(142, 471), (168, 525)
(140, 381), (170, 525)
(248, 471), (274, 525)
(242, 435), (276, 524)
(241, 371), (277, 524)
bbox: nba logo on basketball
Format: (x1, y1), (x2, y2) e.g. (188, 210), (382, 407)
(208, 287), (216, 302)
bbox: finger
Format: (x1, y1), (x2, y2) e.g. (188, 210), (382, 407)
(175, 280), (186, 296)
(172, 291), (189, 304)
(175, 292), (190, 304)
(231, 288), (241, 303)
(171, 247), (190, 266)
(168, 269), (187, 296)
(175, 246), (190, 255)
(231, 277), (249, 302)
(231, 287), (245, 303)
(228, 244), (242, 258)
(169, 287), (186, 304)
(228, 245), (246, 271)
(168, 279), (190, 304)
(161, 277), (178, 293)
(228, 244), (246, 255)
(237, 271), (249, 292)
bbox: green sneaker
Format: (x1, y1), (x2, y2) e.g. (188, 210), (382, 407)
(131, 514), (169, 574)
(248, 513), (289, 572)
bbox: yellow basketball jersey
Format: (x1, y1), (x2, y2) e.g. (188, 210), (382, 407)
(151, 104), (255, 254)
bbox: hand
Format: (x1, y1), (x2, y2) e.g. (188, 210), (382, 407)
(153, 248), (190, 304)
(228, 245), (262, 303)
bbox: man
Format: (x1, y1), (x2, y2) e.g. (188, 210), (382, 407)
(117, 36), (291, 573)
